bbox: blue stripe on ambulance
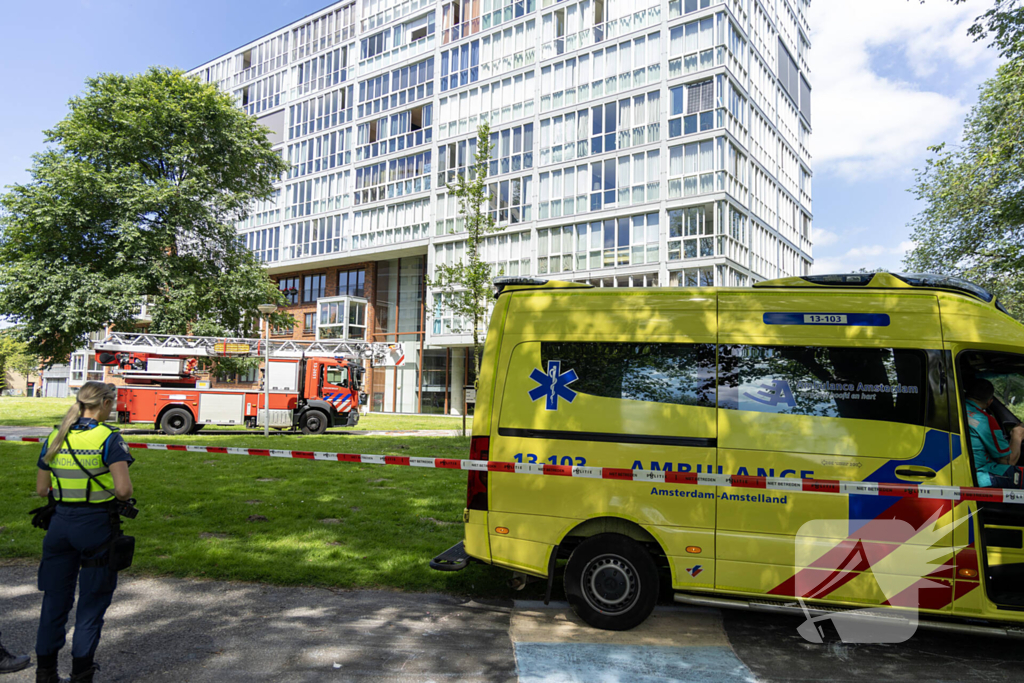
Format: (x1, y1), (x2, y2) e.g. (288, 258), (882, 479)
(848, 429), (957, 535)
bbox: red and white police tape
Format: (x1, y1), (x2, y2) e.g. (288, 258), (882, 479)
(3, 434), (1021, 505)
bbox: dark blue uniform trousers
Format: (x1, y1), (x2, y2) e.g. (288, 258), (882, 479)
(36, 506), (118, 660)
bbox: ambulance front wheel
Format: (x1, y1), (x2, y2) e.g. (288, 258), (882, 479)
(564, 534), (659, 631)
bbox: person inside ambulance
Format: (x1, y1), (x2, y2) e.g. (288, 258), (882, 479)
(966, 378), (1024, 488)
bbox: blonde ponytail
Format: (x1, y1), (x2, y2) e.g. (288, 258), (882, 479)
(43, 381), (118, 464)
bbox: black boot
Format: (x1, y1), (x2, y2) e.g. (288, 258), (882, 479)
(35, 666), (61, 683)
(0, 641), (30, 673)
(68, 662), (99, 683)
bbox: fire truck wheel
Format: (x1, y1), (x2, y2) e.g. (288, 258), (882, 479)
(189, 424), (205, 433)
(160, 407), (195, 436)
(563, 534), (659, 631)
(300, 410), (329, 435)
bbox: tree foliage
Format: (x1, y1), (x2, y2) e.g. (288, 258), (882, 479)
(428, 121), (503, 384)
(945, 0), (1024, 61)
(904, 58), (1024, 316)
(0, 67), (292, 364)
(0, 331), (40, 393)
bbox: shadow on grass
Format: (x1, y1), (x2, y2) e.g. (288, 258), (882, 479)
(0, 436), (549, 601)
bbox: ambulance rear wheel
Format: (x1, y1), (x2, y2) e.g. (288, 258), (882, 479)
(160, 408), (194, 436)
(300, 410), (328, 435)
(564, 534), (659, 631)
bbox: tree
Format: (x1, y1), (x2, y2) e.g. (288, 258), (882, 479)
(428, 121), (503, 387)
(0, 332), (40, 394)
(0, 67), (292, 365)
(944, 0), (1024, 61)
(904, 59), (1024, 316)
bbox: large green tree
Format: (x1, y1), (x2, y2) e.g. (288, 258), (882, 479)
(428, 121), (503, 384)
(0, 67), (291, 364)
(904, 58), (1024, 316)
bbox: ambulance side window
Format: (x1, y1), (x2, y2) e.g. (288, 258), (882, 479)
(717, 345), (927, 426)
(541, 342), (716, 407)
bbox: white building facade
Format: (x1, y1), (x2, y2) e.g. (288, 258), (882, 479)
(192, 0), (813, 414)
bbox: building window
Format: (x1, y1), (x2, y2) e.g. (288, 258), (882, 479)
(669, 0), (713, 19)
(304, 274), (327, 302)
(356, 103), (433, 162)
(286, 128), (353, 179)
(278, 277), (300, 304)
(70, 354), (86, 383)
(668, 140), (716, 198)
(319, 299), (367, 340)
(355, 151), (432, 205)
(667, 206), (713, 261)
(287, 86), (354, 140)
(437, 71), (536, 139)
(536, 213), (658, 274)
(488, 123), (534, 176)
(488, 175), (532, 224)
(669, 80), (715, 138)
(304, 312), (316, 334)
(440, 39), (481, 91)
(668, 16), (715, 78)
(670, 267), (714, 287)
(358, 57), (434, 119)
(339, 269), (366, 297)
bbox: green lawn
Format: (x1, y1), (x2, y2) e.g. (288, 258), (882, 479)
(0, 397), (75, 426)
(0, 432), (533, 598)
(0, 397), (472, 432)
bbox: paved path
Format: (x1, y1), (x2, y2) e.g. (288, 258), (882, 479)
(5, 562), (1024, 683)
(0, 563), (748, 683)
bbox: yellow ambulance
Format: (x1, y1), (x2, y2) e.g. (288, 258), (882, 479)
(431, 272), (1024, 634)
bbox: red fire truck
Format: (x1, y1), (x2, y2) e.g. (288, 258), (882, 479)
(92, 332), (406, 435)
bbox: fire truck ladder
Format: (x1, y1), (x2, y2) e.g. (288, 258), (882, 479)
(92, 332), (406, 367)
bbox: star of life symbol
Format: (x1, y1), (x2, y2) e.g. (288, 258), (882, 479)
(528, 360), (579, 410)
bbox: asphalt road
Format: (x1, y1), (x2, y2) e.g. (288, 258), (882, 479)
(3, 562), (1024, 683)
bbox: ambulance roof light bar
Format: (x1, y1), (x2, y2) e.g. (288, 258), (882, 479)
(755, 271), (998, 307)
(493, 276), (595, 298)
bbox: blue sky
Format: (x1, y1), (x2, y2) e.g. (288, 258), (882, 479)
(0, 0), (1003, 275)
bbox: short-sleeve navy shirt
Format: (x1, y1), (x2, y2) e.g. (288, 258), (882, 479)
(37, 419), (135, 471)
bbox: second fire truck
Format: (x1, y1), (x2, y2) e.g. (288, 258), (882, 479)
(91, 332), (406, 435)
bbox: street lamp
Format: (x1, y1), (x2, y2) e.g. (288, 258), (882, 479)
(257, 303), (279, 437)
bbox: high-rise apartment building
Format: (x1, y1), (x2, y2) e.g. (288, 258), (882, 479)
(191, 0), (813, 414)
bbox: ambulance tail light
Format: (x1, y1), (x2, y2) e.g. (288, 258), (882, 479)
(467, 436), (490, 511)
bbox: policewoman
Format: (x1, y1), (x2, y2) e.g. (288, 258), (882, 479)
(33, 382), (134, 683)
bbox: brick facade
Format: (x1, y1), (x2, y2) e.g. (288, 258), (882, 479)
(272, 261), (378, 341)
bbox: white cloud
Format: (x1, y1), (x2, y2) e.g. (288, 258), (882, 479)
(809, 0), (995, 180)
(810, 226), (839, 247)
(811, 240), (916, 275)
